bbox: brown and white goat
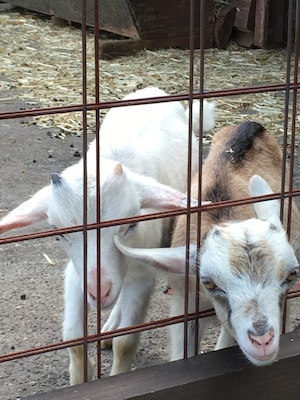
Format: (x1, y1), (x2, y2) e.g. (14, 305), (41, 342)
(115, 121), (300, 366)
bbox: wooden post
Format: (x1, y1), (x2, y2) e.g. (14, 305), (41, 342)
(254, 0), (270, 47)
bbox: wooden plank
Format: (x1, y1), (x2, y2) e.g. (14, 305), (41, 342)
(7, 0), (140, 38)
(254, 0), (270, 47)
(231, 29), (254, 47)
(128, 0), (214, 47)
(100, 36), (206, 60)
(230, 0), (256, 31)
(25, 328), (300, 400)
(8, 0), (214, 49)
(267, 0), (287, 46)
(100, 30), (216, 60)
(214, 5), (236, 49)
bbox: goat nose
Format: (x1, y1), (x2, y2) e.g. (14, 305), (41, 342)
(252, 317), (268, 335)
(88, 280), (112, 306)
(248, 328), (274, 348)
(88, 269), (113, 307)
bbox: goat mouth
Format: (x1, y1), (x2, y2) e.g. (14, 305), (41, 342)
(87, 292), (98, 308)
(242, 346), (278, 365)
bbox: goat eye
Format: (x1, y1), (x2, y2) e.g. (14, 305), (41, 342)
(284, 269), (299, 284)
(123, 222), (138, 236)
(202, 278), (218, 291)
(59, 234), (70, 244)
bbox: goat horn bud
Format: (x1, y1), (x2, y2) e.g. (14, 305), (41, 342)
(114, 163), (123, 176)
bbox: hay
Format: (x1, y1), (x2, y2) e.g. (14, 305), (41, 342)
(0, 9), (296, 139)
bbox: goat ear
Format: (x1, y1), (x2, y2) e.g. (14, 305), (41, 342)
(249, 175), (281, 225)
(130, 171), (205, 210)
(0, 186), (51, 235)
(114, 235), (198, 274)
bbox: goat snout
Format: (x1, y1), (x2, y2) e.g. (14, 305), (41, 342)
(248, 328), (274, 348)
(247, 327), (276, 362)
(88, 269), (113, 308)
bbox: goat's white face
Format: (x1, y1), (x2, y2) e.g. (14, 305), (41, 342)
(47, 158), (188, 309)
(48, 161), (149, 309)
(113, 175), (300, 365)
(200, 218), (299, 365)
(0, 152), (191, 310)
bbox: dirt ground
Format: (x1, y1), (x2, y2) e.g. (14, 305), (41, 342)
(1, 89), (300, 400)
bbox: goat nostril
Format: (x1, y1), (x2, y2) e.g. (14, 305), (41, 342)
(248, 329), (274, 347)
(103, 281), (112, 299)
(89, 292), (97, 302)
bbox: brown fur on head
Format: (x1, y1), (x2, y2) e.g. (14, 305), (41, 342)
(171, 121), (299, 250)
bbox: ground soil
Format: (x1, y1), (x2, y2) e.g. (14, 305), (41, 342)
(1, 91), (300, 400)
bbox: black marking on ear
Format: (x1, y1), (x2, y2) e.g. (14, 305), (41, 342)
(223, 121), (266, 163)
(51, 173), (63, 187)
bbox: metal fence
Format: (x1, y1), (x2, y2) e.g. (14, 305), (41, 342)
(0, 0), (300, 398)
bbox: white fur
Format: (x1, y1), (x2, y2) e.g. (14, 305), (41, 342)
(185, 99), (216, 135)
(114, 122), (300, 366)
(0, 87), (216, 384)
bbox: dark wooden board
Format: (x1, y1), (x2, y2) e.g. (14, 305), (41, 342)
(214, 5), (236, 49)
(230, 0), (256, 31)
(8, 0), (140, 38)
(127, 0), (214, 46)
(25, 328), (300, 400)
(254, 0), (270, 48)
(7, 0), (214, 49)
(100, 35), (213, 60)
(232, 29), (255, 47)
(267, 0), (287, 47)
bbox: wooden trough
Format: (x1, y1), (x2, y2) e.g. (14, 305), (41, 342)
(7, 0), (215, 58)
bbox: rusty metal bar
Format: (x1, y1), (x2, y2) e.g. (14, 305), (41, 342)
(0, 307), (217, 364)
(194, 0), (206, 358)
(182, 0), (196, 361)
(81, 0), (90, 383)
(2, 190), (300, 247)
(93, 0), (103, 382)
(2, 83), (300, 121)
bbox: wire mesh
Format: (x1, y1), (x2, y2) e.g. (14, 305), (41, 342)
(0, 0), (300, 397)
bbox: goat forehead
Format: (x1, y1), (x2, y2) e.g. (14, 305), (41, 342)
(53, 159), (140, 225)
(228, 236), (278, 280)
(203, 219), (290, 283)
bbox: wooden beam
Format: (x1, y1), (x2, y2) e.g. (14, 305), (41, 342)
(232, 29), (254, 47)
(25, 327), (300, 400)
(230, 0), (256, 31)
(267, 0), (287, 46)
(254, 0), (270, 48)
(214, 5), (236, 49)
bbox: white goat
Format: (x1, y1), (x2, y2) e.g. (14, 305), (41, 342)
(115, 121), (300, 366)
(0, 87), (215, 384)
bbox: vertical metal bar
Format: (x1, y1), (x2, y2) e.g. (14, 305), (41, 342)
(283, 0), (300, 335)
(183, 0), (195, 359)
(194, 0), (206, 357)
(280, 0), (294, 226)
(93, 0), (103, 380)
(81, 0), (89, 382)
(281, 0), (295, 335)
(287, 0), (300, 230)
